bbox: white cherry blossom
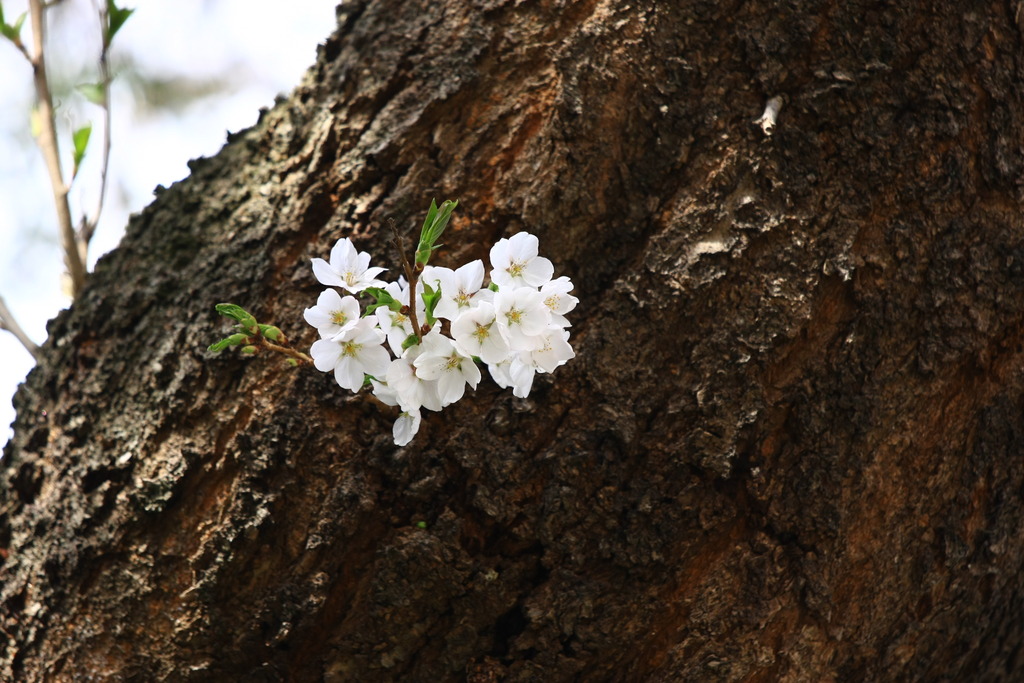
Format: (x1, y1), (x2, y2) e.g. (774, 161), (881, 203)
(310, 317), (390, 391)
(539, 276), (578, 329)
(413, 331), (481, 406)
(430, 260), (486, 321)
(304, 216), (577, 446)
(303, 289), (361, 339)
(525, 328), (575, 373)
(494, 286), (551, 350)
(451, 301), (509, 364)
(311, 237), (386, 293)
(386, 347), (442, 412)
(489, 232), (554, 288)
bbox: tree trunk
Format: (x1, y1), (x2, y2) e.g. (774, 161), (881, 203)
(4, 1), (1024, 680)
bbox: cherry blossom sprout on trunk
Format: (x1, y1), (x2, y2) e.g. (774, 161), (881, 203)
(295, 201), (578, 446)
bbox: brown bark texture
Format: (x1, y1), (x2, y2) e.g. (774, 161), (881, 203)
(4, 0), (1024, 680)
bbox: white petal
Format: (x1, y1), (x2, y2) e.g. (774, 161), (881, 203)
(359, 343), (393, 379)
(362, 266), (387, 281)
(393, 410), (421, 446)
(461, 358), (482, 388)
(317, 288), (345, 309)
(456, 260), (485, 291)
(329, 238), (357, 269)
(371, 379), (399, 407)
(310, 339), (343, 372)
(522, 256), (554, 287)
(488, 359), (513, 389)
(507, 232), (539, 261)
(334, 356), (364, 391)
(437, 371), (467, 406)
(489, 238), (511, 270)
(479, 333), (511, 365)
(303, 306), (333, 330)
(509, 358), (535, 398)
(356, 250), (372, 271)
(312, 258), (344, 287)
(413, 355), (447, 381)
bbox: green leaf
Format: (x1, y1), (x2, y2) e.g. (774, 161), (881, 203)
(285, 358), (299, 367)
(421, 282), (442, 326)
(0, 10), (26, 43)
(415, 521), (427, 529)
(71, 124), (92, 178)
(401, 333), (420, 350)
(77, 82), (107, 107)
(362, 287), (401, 315)
(208, 333), (249, 353)
(258, 324), (283, 341)
(215, 303), (258, 334)
(419, 199), (439, 243)
(415, 199), (458, 265)
(488, 282), (499, 292)
(105, 0), (134, 46)
(240, 345), (258, 355)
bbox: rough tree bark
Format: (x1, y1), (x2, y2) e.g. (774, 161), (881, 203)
(4, 0), (1024, 680)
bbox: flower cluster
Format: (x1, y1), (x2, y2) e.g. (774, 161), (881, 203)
(304, 225), (577, 446)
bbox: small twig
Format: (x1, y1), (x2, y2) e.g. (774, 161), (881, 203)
(0, 294), (40, 360)
(389, 218), (421, 341)
(261, 339), (312, 365)
(79, 0), (113, 258)
(29, 0), (87, 296)
(7, 31), (32, 61)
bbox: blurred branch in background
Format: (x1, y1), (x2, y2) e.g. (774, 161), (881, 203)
(0, 295), (39, 360)
(27, 0), (89, 296)
(0, 0), (132, 353)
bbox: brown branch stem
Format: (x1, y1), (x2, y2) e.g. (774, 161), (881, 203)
(389, 219), (421, 343)
(261, 339), (312, 365)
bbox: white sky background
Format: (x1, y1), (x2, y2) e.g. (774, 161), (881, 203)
(0, 0), (339, 448)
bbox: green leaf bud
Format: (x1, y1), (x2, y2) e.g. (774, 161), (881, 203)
(104, 0), (134, 47)
(241, 345), (258, 355)
(0, 9), (26, 43)
(415, 199), (458, 265)
(215, 303), (259, 334)
(208, 333), (249, 352)
(71, 124), (92, 178)
(258, 324), (283, 341)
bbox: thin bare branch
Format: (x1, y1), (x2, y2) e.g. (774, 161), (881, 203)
(261, 340), (312, 365)
(0, 294), (40, 361)
(79, 0), (113, 258)
(29, 0), (87, 297)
